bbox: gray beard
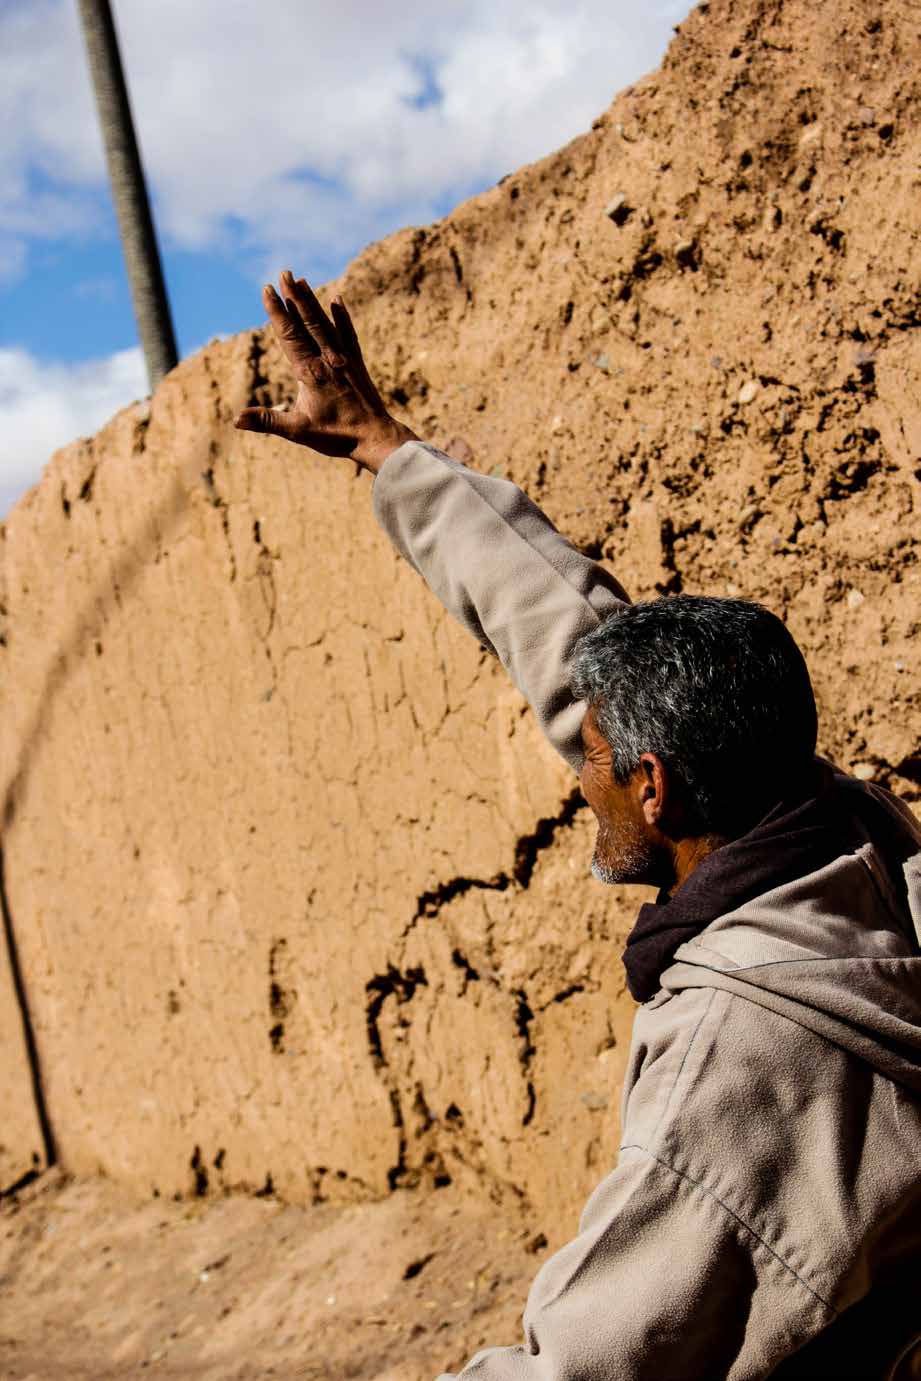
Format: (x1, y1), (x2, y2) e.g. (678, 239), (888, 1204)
(591, 818), (658, 887)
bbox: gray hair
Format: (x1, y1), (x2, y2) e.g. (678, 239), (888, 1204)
(570, 595), (818, 836)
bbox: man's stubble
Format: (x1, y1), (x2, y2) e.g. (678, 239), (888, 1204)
(591, 816), (659, 887)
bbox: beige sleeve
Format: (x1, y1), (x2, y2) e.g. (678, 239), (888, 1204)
(372, 441), (629, 771)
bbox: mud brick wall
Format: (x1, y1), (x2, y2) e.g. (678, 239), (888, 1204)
(1, 0), (918, 1239)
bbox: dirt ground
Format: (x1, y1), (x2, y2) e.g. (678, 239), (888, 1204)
(0, 1171), (545, 1380)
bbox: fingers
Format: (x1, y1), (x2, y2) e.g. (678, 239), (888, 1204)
(262, 283), (320, 369)
(330, 296), (361, 357)
(234, 405), (298, 441)
(282, 272), (342, 362)
(329, 293), (387, 410)
(243, 271), (389, 444)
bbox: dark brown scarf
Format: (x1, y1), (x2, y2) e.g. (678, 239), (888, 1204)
(623, 762), (914, 1003)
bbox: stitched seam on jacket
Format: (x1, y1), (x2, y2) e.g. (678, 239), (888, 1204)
(617, 1145), (836, 1313)
(419, 445), (628, 622)
(667, 971), (921, 1093)
(856, 847), (910, 935)
(704, 955), (917, 973)
(677, 938), (741, 967)
(647, 987), (717, 1147)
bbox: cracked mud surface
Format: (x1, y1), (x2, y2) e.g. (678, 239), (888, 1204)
(0, 0), (919, 1376)
(0, 321), (636, 1227)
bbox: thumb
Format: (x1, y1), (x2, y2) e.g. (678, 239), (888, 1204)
(234, 406), (297, 439)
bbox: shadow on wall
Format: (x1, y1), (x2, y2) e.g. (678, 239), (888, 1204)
(0, 446), (203, 1193)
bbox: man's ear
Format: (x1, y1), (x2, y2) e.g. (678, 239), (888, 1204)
(637, 752), (669, 827)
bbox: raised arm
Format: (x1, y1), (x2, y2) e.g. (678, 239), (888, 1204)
(235, 271), (628, 769)
(372, 440), (627, 767)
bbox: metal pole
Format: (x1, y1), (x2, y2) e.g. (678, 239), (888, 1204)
(77, 0), (178, 390)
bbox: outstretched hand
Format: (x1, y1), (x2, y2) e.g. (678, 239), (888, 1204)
(234, 270), (416, 474)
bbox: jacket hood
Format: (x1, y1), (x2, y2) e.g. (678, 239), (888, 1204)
(662, 781), (921, 1093)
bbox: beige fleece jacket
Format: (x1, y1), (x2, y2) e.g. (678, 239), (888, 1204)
(373, 441), (921, 1381)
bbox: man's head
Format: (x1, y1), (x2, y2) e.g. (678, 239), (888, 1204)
(570, 595), (818, 889)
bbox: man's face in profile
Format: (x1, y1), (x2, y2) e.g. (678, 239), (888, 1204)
(579, 708), (661, 887)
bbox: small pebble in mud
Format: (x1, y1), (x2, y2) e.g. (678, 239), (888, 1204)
(852, 763), (876, 782)
(847, 589), (866, 610)
(737, 380), (760, 405)
(604, 193), (631, 224)
(674, 238), (697, 267)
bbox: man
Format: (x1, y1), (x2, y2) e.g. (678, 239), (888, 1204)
(236, 272), (921, 1379)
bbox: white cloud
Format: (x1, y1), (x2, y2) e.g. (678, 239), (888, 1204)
(0, 1), (105, 246)
(0, 345), (146, 518)
(0, 0), (694, 509)
(1, 0), (693, 275)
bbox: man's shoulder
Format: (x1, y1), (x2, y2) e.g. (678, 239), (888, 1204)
(622, 980), (921, 1309)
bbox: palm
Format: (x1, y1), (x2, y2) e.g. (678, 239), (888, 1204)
(235, 270), (403, 467)
(286, 369), (370, 457)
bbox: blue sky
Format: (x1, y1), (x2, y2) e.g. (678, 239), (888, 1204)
(1, 0), (692, 515)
